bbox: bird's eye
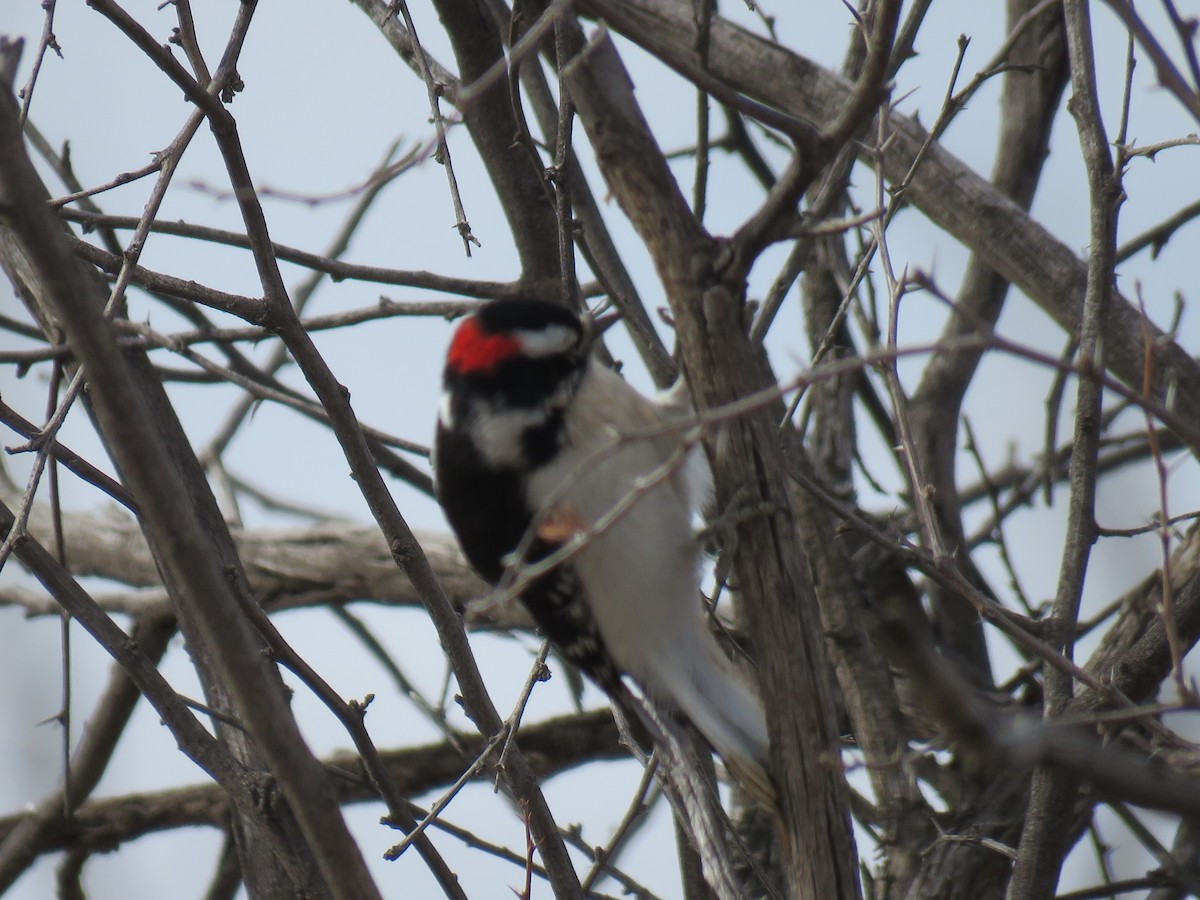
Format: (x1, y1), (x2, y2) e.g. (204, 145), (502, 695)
(514, 324), (580, 359)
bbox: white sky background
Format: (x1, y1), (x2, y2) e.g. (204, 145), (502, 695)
(1, 0), (1199, 897)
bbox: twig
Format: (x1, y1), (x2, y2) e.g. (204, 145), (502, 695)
(60, 208), (539, 296)
(961, 417), (1034, 615)
(0, 399), (138, 513)
(1116, 198), (1200, 261)
(330, 606), (461, 748)
(0, 298), (482, 368)
(1137, 286), (1192, 701)
(1006, 0), (1124, 891)
(16, 0), (62, 128)
(1119, 132), (1200, 158)
(112, 318), (431, 458)
(391, 0), (479, 255)
(226, 577), (467, 899)
(1100, 0), (1200, 126)
(579, 755), (660, 893)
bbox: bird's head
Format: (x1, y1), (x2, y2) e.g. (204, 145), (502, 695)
(441, 299), (617, 412)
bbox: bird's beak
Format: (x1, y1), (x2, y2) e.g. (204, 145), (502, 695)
(584, 308), (622, 353)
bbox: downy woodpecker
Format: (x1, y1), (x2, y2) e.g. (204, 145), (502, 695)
(433, 298), (772, 801)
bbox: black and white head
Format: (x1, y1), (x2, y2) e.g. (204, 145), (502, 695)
(436, 299), (605, 470)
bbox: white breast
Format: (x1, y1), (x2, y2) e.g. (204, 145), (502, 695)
(524, 362), (706, 681)
(525, 362), (771, 787)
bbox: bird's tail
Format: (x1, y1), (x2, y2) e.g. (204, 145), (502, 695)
(652, 634), (776, 806)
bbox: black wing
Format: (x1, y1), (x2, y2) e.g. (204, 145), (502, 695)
(434, 424), (622, 692)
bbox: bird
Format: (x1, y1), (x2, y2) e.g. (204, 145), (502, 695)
(432, 297), (773, 802)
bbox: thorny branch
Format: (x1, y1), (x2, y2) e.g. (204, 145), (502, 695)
(3, 1), (1200, 898)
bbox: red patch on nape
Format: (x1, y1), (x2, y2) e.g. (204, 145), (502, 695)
(447, 316), (522, 374)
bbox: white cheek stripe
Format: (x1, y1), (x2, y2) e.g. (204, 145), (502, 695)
(516, 324), (577, 358)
